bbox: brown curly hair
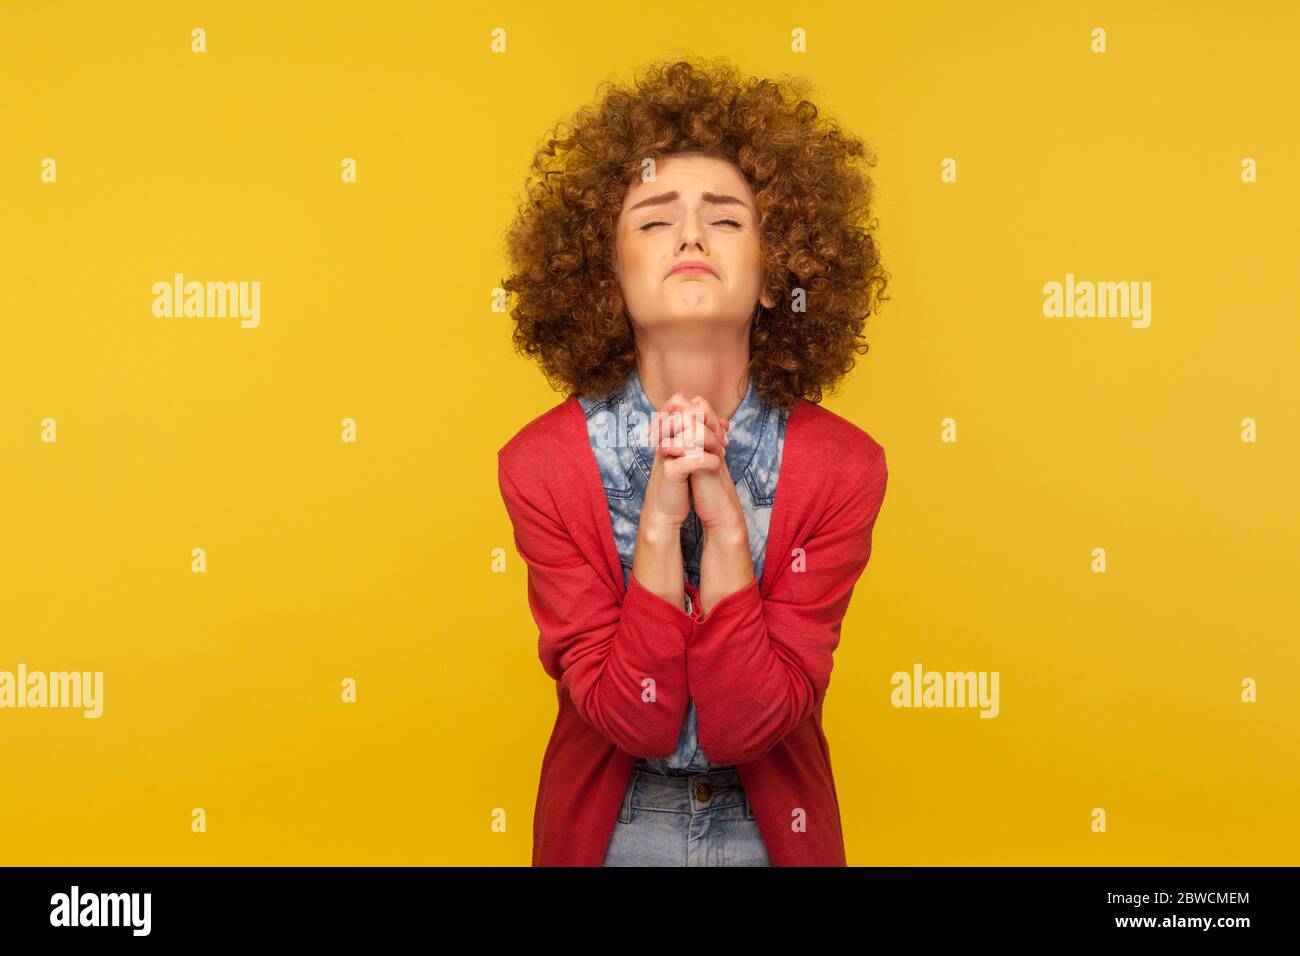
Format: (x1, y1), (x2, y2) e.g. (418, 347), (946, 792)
(500, 55), (889, 410)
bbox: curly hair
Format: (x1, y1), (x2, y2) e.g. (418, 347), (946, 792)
(500, 56), (889, 410)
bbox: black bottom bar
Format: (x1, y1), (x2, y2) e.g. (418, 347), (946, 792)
(0, 866), (1289, 942)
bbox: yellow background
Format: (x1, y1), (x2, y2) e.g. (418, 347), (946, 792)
(1, 0), (1296, 865)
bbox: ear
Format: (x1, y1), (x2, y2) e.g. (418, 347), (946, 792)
(757, 268), (776, 311)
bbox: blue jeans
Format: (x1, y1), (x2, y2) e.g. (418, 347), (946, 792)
(602, 767), (772, 866)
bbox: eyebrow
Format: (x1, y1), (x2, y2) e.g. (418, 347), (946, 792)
(625, 190), (751, 213)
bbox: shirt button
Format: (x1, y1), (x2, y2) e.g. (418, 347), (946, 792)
(694, 783), (712, 802)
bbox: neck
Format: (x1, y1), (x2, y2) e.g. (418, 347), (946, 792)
(634, 326), (751, 420)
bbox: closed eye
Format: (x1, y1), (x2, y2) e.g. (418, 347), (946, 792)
(639, 219), (744, 231)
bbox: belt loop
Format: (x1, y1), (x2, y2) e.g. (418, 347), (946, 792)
(618, 770), (635, 824)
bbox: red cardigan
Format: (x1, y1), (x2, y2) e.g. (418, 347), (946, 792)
(497, 393), (888, 866)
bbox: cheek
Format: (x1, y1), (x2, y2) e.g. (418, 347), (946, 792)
(738, 238), (764, 284)
(724, 230), (760, 266)
(618, 238), (656, 289)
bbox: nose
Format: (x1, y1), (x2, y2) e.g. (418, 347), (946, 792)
(677, 210), (707, 252)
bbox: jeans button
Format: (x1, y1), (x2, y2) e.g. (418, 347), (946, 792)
(694, 783), (712, 802)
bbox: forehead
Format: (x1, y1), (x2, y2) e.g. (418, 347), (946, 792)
(621, 154), (754, 208)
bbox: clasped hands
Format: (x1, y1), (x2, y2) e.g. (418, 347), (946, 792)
(642, 393), (746, 545)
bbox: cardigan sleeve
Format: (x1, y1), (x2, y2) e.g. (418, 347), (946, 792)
(498, 453), (700, 759)
(687, 446), (888, 766)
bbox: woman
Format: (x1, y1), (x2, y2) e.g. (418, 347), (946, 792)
(497, 58), (890, 866)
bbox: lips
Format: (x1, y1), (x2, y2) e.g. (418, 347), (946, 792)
(667, 262), (718, 278)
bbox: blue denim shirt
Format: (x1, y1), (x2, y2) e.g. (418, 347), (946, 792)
(577, 365), (788, 775)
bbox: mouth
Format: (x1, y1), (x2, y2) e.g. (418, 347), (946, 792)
(666, 264), (718, 278)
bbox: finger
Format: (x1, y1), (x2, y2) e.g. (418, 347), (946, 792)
(657, 407), (725, 452)
(661, 448), (723, 481)
(650, 409), (694, 449)
(684, 396), (729, 450)
(686, 396), (723, 439)
(658, 429), (723, 461)
(658, 433), (724, 461)
(687, 398), (727, 449)
(657, 415), (725, 459)
(658, 394), (723, 440)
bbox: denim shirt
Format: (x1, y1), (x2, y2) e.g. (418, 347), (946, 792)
(577, 365), (788, 775)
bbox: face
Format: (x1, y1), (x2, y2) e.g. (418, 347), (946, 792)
(613, 152), (774, 336)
